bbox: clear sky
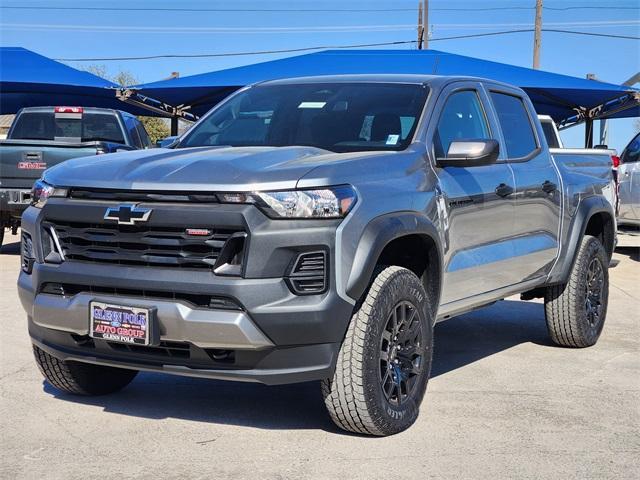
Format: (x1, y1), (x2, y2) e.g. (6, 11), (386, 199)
(1, 0), (638, 152)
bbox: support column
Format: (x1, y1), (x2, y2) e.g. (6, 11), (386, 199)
(584, 118), (594, 148)
(170, 116), (179, 136)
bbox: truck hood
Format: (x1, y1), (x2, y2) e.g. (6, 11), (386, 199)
(43, 145), (363, 192)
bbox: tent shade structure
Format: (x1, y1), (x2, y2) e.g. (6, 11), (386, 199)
(134, 49), (639, 126)
(0, 47), (153, 116)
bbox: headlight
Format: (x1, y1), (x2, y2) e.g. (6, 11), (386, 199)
(219, 186), (357, 219)
(31, 179), (68, 208)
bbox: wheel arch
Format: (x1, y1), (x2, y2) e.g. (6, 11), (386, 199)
(549, 195), (615, 285)
(346, 212), (443, 313)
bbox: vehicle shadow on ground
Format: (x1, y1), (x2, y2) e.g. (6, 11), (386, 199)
(0, 240), (20, 255)
(44, 299), (551, 434)
(614, 246), (639, 262)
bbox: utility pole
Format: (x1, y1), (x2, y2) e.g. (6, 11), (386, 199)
(423, 0), (429, 49)
(417, 2), (424, 49)
(533, 0), (543, 69)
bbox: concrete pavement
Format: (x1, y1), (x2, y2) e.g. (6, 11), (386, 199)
(1, 232), (638, 479)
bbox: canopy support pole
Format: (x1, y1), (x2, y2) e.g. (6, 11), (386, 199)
(171, 116), (179, 136)
(584, 118), (594, 148)
(115, 88), (197, 124)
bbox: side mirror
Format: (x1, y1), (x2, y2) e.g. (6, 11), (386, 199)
(437, 139), (499, 168)
(157, 136), (179, 148)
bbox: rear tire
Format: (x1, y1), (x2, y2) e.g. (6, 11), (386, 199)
(33, 345), (138, 395)
(544, 235), (609, 347)
(322, 266), (434, 436)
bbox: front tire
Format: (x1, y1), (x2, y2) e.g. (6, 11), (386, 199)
(33, 345), (138, 395)
(544, 235), (609, 347)
(322, 266), (434, 436)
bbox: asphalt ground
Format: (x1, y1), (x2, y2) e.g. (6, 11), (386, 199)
(1, 232), (638, 479)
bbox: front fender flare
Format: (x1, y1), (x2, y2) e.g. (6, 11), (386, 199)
(345, 212), (443, 301)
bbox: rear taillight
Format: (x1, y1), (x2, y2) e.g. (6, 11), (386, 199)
(611, 155), (620, 168)
(54, 106), (83, 114)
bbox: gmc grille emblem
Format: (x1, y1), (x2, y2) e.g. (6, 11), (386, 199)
(104, 204), (152, 225)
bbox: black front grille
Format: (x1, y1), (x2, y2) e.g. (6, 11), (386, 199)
(46, 220), (244, 269)
(108, 340), (191, 359)
(286, 251), (328, 295)
(66, 334), (267, 369)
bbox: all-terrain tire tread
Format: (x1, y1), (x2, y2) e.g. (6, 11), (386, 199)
(544, 235), (608, 348)
(322, 266), (432, 436)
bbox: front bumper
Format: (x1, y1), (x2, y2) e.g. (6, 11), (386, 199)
(19, 200), (355, 385)
(0, 188), (31, 221)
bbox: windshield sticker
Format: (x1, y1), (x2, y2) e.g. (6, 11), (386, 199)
(386, 134), (400, 145)
(298, 101), (326, 109)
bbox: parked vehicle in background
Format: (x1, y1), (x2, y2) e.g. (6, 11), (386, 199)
(19, 76), (616, 436)
(617, 131), (640, 229)
(538, 114), (564, 148)
(0, 107), (151, 245)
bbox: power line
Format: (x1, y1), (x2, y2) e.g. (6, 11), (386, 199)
(54, 29), (640, 62)
(57, 41), (421, 61)
(5, 20), (638, 34)
(1, 4), (638, 13)
(544, 28), (640, 40)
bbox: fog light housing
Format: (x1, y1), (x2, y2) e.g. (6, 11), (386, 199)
(21, 232), (35, 274)
(286, 250), (328, 295)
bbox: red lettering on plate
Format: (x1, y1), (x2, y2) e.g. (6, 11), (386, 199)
(17, 162), (47, 170)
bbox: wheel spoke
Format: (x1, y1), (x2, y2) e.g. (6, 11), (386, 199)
(584, 258), (605, 327)
(379, 299), (426, 405)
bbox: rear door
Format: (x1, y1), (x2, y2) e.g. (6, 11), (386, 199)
(429, 82), (517, 304)
(485, 86), (561, 282)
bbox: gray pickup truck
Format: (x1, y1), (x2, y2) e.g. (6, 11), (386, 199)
(18, 75), (616, 436)
(0, 106), (152, 245)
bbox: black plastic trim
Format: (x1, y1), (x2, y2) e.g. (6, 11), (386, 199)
(285, 249), (328, 295)
(547, 195), (615, 285)
(346, 212), (443, 301)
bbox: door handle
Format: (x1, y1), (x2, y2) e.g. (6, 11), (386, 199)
(495, 183), (514, 197)
(542, 180), (557, 193)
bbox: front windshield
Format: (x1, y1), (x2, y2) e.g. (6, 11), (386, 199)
(179, 82), (429, 153)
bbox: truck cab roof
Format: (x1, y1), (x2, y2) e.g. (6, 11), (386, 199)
(258, 74), (528, 93)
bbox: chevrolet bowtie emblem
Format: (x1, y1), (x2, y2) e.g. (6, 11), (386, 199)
(104, 204), (152, 225)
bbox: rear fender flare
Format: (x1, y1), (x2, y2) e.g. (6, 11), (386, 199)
(549, 195), (615, 285)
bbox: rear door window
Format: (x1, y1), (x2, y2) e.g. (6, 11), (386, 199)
(136, 122), (152, 148)
(434, 90), (490, 158)
(123, 115), (142, 148)
(490, 92), (538, 159)
(540, 120), (560, 148)
(621, 132), (640, 164)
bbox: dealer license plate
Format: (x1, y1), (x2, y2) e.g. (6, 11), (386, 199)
(90, 301), (151, 345)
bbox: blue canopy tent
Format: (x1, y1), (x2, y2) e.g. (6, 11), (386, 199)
(133, 49), (639, 141)
(0, 47), (153, 116)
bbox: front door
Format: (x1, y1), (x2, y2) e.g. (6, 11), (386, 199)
(429, 83), (517, 305)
